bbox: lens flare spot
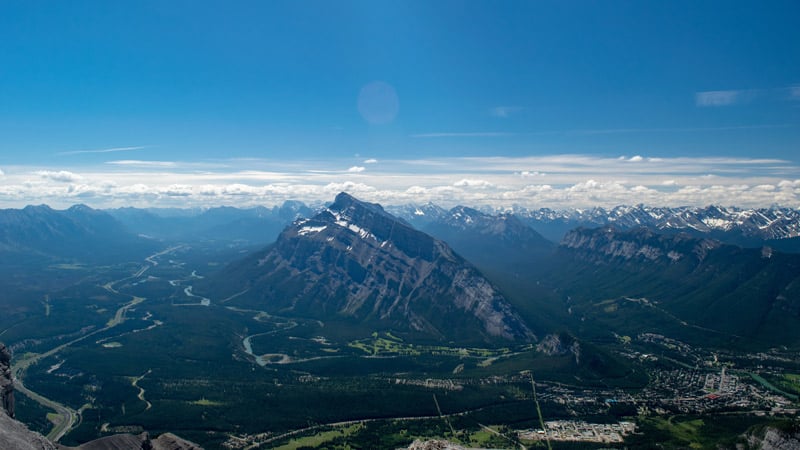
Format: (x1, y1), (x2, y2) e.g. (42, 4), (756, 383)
(357, 81), (399, 125)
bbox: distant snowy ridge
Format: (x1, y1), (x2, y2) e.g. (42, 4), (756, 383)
(388, 203), (800, 242)
(499, 205), (800, 240)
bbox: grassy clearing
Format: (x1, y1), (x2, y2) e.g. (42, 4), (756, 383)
(777, 373), (800, 396)
(749, 373), (799, 401)
(190, 398), (225, 406)
(348, 332), (514, 358)
(273, 424), (362, 450)
(647, 416), (704, 448)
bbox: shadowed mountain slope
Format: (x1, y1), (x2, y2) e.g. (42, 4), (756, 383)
(206, 193), (535, 344)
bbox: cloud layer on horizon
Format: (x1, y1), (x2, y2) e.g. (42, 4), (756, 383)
(0, 154), (797, 209)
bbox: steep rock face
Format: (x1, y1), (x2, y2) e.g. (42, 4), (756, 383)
(1, 343), (14, 418)
(1, 342), (57, 450)
(560, 226), (721, 264)
(552, 227), (800, 344)
(0, 413), (58, 450)
(215, 193), (535, 342)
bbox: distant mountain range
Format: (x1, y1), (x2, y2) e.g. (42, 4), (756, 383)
(2, 197), (799, 349)
(203, 193), (535, 343)
(3, 201), (797, 262)
(411, 206), (555, 278)
(107, 200), (314, 243)
(0, 204), (158, 265)
(509, 204), (800, 250)
(386, 201), (800, 347)
(389, 203), (800, 250)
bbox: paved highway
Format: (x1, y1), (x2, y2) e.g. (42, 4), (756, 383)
(10, 246), (180, 442)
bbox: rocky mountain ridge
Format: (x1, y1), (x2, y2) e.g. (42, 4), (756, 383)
(548, 226), (800, 345)
(0, 204), (157, 264)
(498, 204), (800, 244)
(560, 226), (723, 264)
(107, 200), (315, 243)
(387, 202), (800, 245)
(209, 192), (535, 342)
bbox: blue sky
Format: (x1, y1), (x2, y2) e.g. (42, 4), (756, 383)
(1, 1), (798, 208)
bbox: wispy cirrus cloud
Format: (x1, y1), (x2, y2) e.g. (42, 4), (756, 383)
(570, 124), (793, 134)
(57, 146), (147, 156)
(489, 106), (524, 118)
(106, 160), (177, 168)
(410, 132), (515, 138)
(696, 85), (800, 107)
(347, 166), (366, 173)
(695, 90), (749, 107)
(411, 124), (796, 139)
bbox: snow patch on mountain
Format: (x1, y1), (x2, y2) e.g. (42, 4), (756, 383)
(297, 225), (327, 235)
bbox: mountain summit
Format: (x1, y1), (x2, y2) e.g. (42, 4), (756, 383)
(212, 192), (535, 343)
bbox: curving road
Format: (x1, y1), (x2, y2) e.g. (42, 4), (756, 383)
(10, 246), (180, 442)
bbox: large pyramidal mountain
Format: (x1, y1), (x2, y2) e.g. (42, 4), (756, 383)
(211, 193), (535, 343)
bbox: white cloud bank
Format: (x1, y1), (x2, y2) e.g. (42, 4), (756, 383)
(36, 170), (83, 183)
(0, 155), (797, 209)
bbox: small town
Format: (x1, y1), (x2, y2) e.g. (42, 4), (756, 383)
(518, 420), (637, 443)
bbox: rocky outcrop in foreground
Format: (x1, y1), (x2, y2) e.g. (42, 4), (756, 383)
(1, 343), (15, 418)
(0, 411), (58, 450)
(747, 426), (800, 450)
(406, 440), (470, 450)
(57, 432), (202, 450)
